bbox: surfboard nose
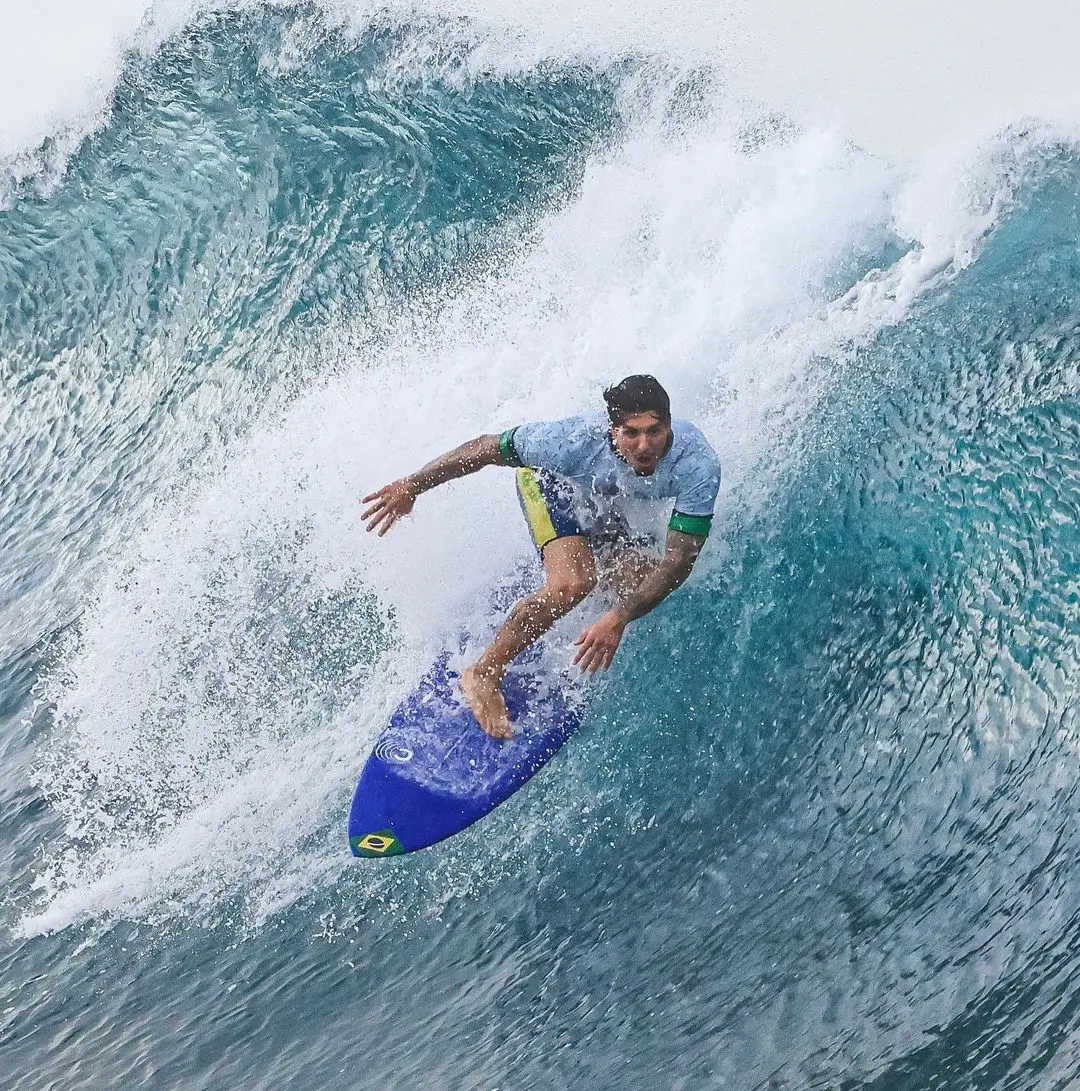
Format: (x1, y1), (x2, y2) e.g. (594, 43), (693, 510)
(348, 649), (580, 858)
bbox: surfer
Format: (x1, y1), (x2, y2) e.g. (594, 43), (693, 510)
(361, 375), (720, 739)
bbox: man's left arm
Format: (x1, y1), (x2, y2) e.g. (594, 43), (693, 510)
(572, 530), (705, 673)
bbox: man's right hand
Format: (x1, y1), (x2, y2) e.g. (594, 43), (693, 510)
(361, 477), (418, 536)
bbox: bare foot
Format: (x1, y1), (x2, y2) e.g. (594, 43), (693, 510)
(460, 666), (512, 739)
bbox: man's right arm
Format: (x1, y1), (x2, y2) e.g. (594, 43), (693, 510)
(361, 434), (513, 536)
(407, 433), (507, 493)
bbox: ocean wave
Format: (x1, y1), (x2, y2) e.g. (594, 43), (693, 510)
(4, 8), (1080, 1089)
(19, 39), (1053, 933)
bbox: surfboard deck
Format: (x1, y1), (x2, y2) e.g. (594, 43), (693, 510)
(348, 580), (581, 858)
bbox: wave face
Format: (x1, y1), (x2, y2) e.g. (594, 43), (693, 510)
(2, 5), (1080, 1089)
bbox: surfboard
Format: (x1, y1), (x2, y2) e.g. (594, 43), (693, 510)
(348, 582), (581, 858)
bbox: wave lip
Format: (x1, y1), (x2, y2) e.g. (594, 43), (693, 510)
(5, 0), (1080, 193)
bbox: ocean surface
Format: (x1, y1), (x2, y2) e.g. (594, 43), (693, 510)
(2, 4), (1080, 1088)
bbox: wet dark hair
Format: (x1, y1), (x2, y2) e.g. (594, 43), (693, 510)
(603, 375), (671, 426)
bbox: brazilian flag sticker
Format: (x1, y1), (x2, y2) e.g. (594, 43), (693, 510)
(351, 830), (405, 858)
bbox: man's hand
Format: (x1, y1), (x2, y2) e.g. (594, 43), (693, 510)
(361, 435), (506, 537)
(573, 609), (628, 674)
(361, 478), (418, 536)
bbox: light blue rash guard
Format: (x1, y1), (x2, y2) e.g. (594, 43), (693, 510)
(499, 410), (721, 538)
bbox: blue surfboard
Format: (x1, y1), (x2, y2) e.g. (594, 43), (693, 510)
(348, 579), (582, 858)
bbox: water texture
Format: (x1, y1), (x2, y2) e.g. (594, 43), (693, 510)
(1, 5), (1079, 1089)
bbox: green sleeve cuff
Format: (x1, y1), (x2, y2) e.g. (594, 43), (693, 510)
(669, 511), (712, 537)
(499, 428), (523, 466)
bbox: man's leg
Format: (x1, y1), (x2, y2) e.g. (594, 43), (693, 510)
(461, 536), (596, 739)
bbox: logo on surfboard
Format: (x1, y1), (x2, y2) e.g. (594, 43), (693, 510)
(351, 829), (404, 857)
(374, 740), (413, 764)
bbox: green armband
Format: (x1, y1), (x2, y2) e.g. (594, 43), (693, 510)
(669, 511), (712, 537)
(498, 428), (523, 467)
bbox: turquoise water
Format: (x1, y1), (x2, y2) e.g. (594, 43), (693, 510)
(3, 7), (1080, 1088)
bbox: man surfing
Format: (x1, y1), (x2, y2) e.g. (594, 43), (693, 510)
(361, 375), (721, 739)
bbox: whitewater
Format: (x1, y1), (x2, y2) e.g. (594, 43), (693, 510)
(2, 1), (1079, 1087)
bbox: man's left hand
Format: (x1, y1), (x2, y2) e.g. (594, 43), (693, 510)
(573, 610), (628, 674)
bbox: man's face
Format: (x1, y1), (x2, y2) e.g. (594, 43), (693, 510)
(610, 411), (673, 475)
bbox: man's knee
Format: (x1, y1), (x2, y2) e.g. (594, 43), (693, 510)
(547, 571), (597, 609)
